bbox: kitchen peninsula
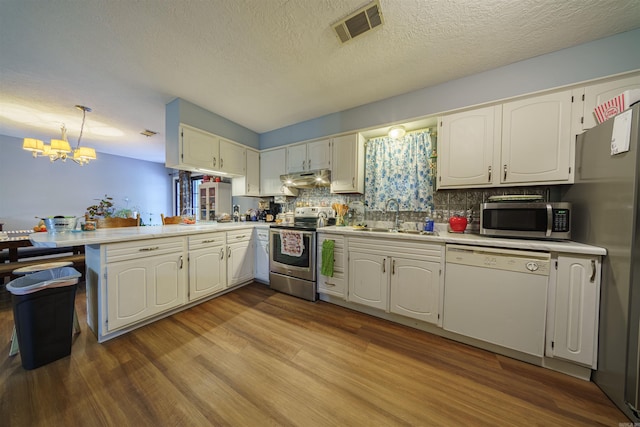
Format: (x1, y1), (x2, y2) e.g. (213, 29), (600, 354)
(30, 222), (268, 342)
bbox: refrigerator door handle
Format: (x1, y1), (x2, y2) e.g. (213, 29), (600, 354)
(546, 203), (553, 237)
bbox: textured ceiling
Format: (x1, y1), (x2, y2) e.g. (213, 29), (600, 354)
(1, 0), (639, 163)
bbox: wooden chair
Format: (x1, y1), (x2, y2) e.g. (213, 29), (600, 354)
(161, 214), (182, 225)
(86, 214), (140, 228)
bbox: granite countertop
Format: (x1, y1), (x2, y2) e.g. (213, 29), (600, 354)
(30, 222), (270, 248)
(318, 225), (606, 256)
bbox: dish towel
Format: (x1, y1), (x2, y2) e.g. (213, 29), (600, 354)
(279, 230), (304, 257)
(321, 239), (335, 277)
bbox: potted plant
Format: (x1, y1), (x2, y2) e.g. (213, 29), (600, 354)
(86, 195), (115, 218)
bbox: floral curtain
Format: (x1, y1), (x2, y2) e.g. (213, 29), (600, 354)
(365, 130), (434, 212)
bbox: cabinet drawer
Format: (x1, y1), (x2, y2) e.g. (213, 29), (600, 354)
(188, 232), (225, 250)
(318, 274), (345, 297)
(226, 228), (253, 242)
(106, 237), (185, 263)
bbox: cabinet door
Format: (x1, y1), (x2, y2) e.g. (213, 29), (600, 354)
(286, 144), (308, 173)
(219, 139), (246, 176)
(260, 148), (290, 195)
(189, 246), (226, 301)
(254, 238), (269, 282)
(582, 73), (640, 130)
(227, 240), (254, 286)
(181, 126), (218, 170)
(390, 258), (440, 324)
(331, 134), (364, 193)
(501, 91), (572, 184)
(245, 149), (260, 195)
(348, 251), (388, 310)
(307, 139), (331, 171)
(552, 255), (600, 367)
(106, 252), (185, 332)
(438, 106), (500, 188)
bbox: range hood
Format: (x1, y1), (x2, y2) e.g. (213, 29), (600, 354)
(280, 169), (331, 188)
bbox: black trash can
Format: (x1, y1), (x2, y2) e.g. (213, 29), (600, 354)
(6, 267), (80, 370)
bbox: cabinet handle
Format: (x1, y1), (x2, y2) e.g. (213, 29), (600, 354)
(325, 282), (336, 287)
(503, 164), (507, 181)
(179, 256), (183, 269)
(202, 239), (217, 243)
(220, 248), (225, 260)
(247, 183), (251, 192)
(302, 159), (305, 170)
(488, 166), (492, 182)
(590, 259), (596, 283)
(227, 246), (231, 258)
(236, 235), (246, 239)
(139, 246), (160, 252)
(307, 159), (311, 170)
(392, 259), (395, 275)
(352, 177), (355, 188)
(213, 157), (217, 167)
(220, 158), (224, 168)
(382, 258), (386, 273)
(266, 244), (269, 255)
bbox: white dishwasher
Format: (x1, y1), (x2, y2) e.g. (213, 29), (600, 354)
(443, 244), (550, 357)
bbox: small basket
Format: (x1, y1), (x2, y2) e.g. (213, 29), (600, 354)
(43, 217), (76, 234)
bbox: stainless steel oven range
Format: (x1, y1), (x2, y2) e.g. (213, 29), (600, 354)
(269, 206), (334, 301)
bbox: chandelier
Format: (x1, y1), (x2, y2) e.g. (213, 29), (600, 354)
(22, 105), (97, 165)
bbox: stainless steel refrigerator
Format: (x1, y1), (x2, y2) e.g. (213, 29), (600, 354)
(562, 103), (640, 421)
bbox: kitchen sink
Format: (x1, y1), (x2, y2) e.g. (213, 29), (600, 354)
(352, 227), (438, 236)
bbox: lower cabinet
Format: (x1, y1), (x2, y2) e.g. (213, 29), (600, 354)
(347, 237), (443, 325)
(104, 237), (187, 332)
(188, 232), (226, 301)
(547, 254), (601, 368)
(254, 227), (269, 283)
(227, 229), (254, 286)
(317, 233), (346, 298)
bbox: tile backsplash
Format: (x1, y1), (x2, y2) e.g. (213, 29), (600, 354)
(280, 185), (560, 232)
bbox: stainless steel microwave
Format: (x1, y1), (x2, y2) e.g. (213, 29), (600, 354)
(480, 202), (571, 240)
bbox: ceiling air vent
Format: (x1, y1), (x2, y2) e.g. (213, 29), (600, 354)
(333, 0), (383, 44)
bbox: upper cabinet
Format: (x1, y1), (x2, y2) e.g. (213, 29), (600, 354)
(578, 73), (640, 131)
(438, 90), (574, 188)
(166, 124), (246, 177)
(331, 133), (365, 194)
(232, 148), (260, 197)
(259, 148), (298, 197)
(286, 139), (331, 173)
(438, 106), (501, 188)
(501, 90), (573, 184)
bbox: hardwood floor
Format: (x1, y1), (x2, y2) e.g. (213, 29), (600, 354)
(1, 283), (627, 426)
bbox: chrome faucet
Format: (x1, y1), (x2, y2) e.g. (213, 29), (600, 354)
(384, 198), (401, 231)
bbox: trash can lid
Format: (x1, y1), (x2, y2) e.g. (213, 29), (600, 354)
(12, 260), (73, 275)
(6, 267), (81, 295)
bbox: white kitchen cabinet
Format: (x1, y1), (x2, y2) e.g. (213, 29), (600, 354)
(172, 124), (219, 171)
(390, 258), (440, 324)
(331, 133), (365, 194)
(232, 148), (260, 196)
(166, 124), (247, 176)
(286, 139), (331, 173)
(188, 232), (226, 301)
(580, 73), (640, 130)
(437, 90), (574, 188)
(317, 233), (346, 298)
(259, 148), (298, 196)
(437, 105), (501, 188)
(219, 138), (246, 176)
(198, 182), (231, 221)
(547, 255), (601, 368)
(104, 237), (187, 332)
(226, 229), (254, 287)
(254, 227), (269, 283)
(348, 237), (443, 325)
(349, 251), (388, 310)
(501, 90), (573, 184)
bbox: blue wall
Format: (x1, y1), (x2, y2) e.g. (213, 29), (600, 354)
(260, 29), (640, 149)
